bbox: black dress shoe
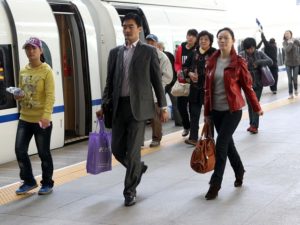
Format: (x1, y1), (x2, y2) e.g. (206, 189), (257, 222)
(137, 162), (148, 185)
(205, 185), (221, 200)
(124, 195), (136, 207)
(234, 170), (245, 187)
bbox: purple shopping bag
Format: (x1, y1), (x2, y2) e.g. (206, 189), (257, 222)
(86, 119), (112, 174)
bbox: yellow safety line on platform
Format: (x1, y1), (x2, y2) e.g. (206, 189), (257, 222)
(0, 97), (299, 205)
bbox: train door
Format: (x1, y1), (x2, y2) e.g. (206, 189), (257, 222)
(49, 2), (95, 143)
(114, 7), (150, 42)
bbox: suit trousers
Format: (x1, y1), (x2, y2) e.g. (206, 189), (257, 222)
(151, 103), (162, 142)
(112, 97), (146, 197)
(209, 110), (244, 186)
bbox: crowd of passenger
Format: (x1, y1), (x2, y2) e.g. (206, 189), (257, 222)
(96, 13), (298, 205)
(13, 12), (299, 207)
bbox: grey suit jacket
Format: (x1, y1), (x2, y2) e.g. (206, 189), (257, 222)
(102, 41), (167, 122)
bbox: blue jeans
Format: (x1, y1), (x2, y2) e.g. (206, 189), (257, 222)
(246, 86), (263, 128)
(209, 110), (244, 186)
(286, 66), (299, 94)
(15, 120), (54, 187)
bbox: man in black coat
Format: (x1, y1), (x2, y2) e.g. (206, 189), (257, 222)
(257, 32), (279, 94)
(96, 13), (168, 207)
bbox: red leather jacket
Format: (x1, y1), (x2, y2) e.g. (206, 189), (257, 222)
(204, 48), (261, 116)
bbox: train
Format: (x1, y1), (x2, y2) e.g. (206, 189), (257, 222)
(0, 0), (295, 164)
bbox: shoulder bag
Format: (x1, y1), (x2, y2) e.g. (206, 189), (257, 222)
(171, 80), (190, 96)
(171, 70), (190, 96)
(260, 66), (275, 86)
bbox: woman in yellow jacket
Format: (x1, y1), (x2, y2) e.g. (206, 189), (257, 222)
(14, 37), (55, 195)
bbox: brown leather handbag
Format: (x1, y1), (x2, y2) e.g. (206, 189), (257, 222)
(190, 122), (216, 173)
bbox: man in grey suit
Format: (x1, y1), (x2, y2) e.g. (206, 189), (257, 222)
(96, 13), (168, 207)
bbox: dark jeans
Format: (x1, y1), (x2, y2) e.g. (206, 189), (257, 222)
(188, 101), (202, 141)
(209, 110), (244, 186)
(112, 97), (145, 197)
(15, 120), (54, 187)
(247, 86), (263, 128)
(177, 96), (190, 129)
(269, 67), (278, 92)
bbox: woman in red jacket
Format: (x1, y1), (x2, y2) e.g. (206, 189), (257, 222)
(204, 27), (264, 200)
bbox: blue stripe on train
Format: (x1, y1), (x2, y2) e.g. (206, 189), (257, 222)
(0, 113), (20, 123)
(0, 99), (102, 123)
(92, 99), (102, 106)
(53, 105), (64, 113)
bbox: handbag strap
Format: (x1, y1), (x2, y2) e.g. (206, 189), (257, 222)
(99, 118), (105, 133)
(200, 122), (213, 139)
(94, 118), (105, 133)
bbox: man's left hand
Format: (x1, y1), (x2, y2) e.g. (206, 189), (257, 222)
(160, 110), (169, 123)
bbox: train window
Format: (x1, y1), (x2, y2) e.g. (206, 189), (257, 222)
(41, 41), (53, 68)
(0, 45), (16, 110)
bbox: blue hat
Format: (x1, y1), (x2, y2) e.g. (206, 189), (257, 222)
(146, 34), (158, 42)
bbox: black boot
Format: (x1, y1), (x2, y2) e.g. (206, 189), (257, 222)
(205, 184), (221, 200)
(234, 170), (245, 187)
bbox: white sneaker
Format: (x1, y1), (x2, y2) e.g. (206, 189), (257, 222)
(288, 94), (294, 99)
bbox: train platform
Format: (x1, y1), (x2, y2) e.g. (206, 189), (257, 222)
(1, 85), (300, 225)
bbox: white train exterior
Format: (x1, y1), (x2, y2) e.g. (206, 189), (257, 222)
(0, 0), (295, 164)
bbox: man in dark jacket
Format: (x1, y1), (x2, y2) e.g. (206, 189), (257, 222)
(240, 37), (272, 134)
(257, 32), (279, 94)
(96, 13), (168, 207)
(182, 30), (216, 145)
(174, 29), (198, 137)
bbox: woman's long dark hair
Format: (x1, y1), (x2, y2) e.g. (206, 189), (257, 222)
(40, 53), (45, 63)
